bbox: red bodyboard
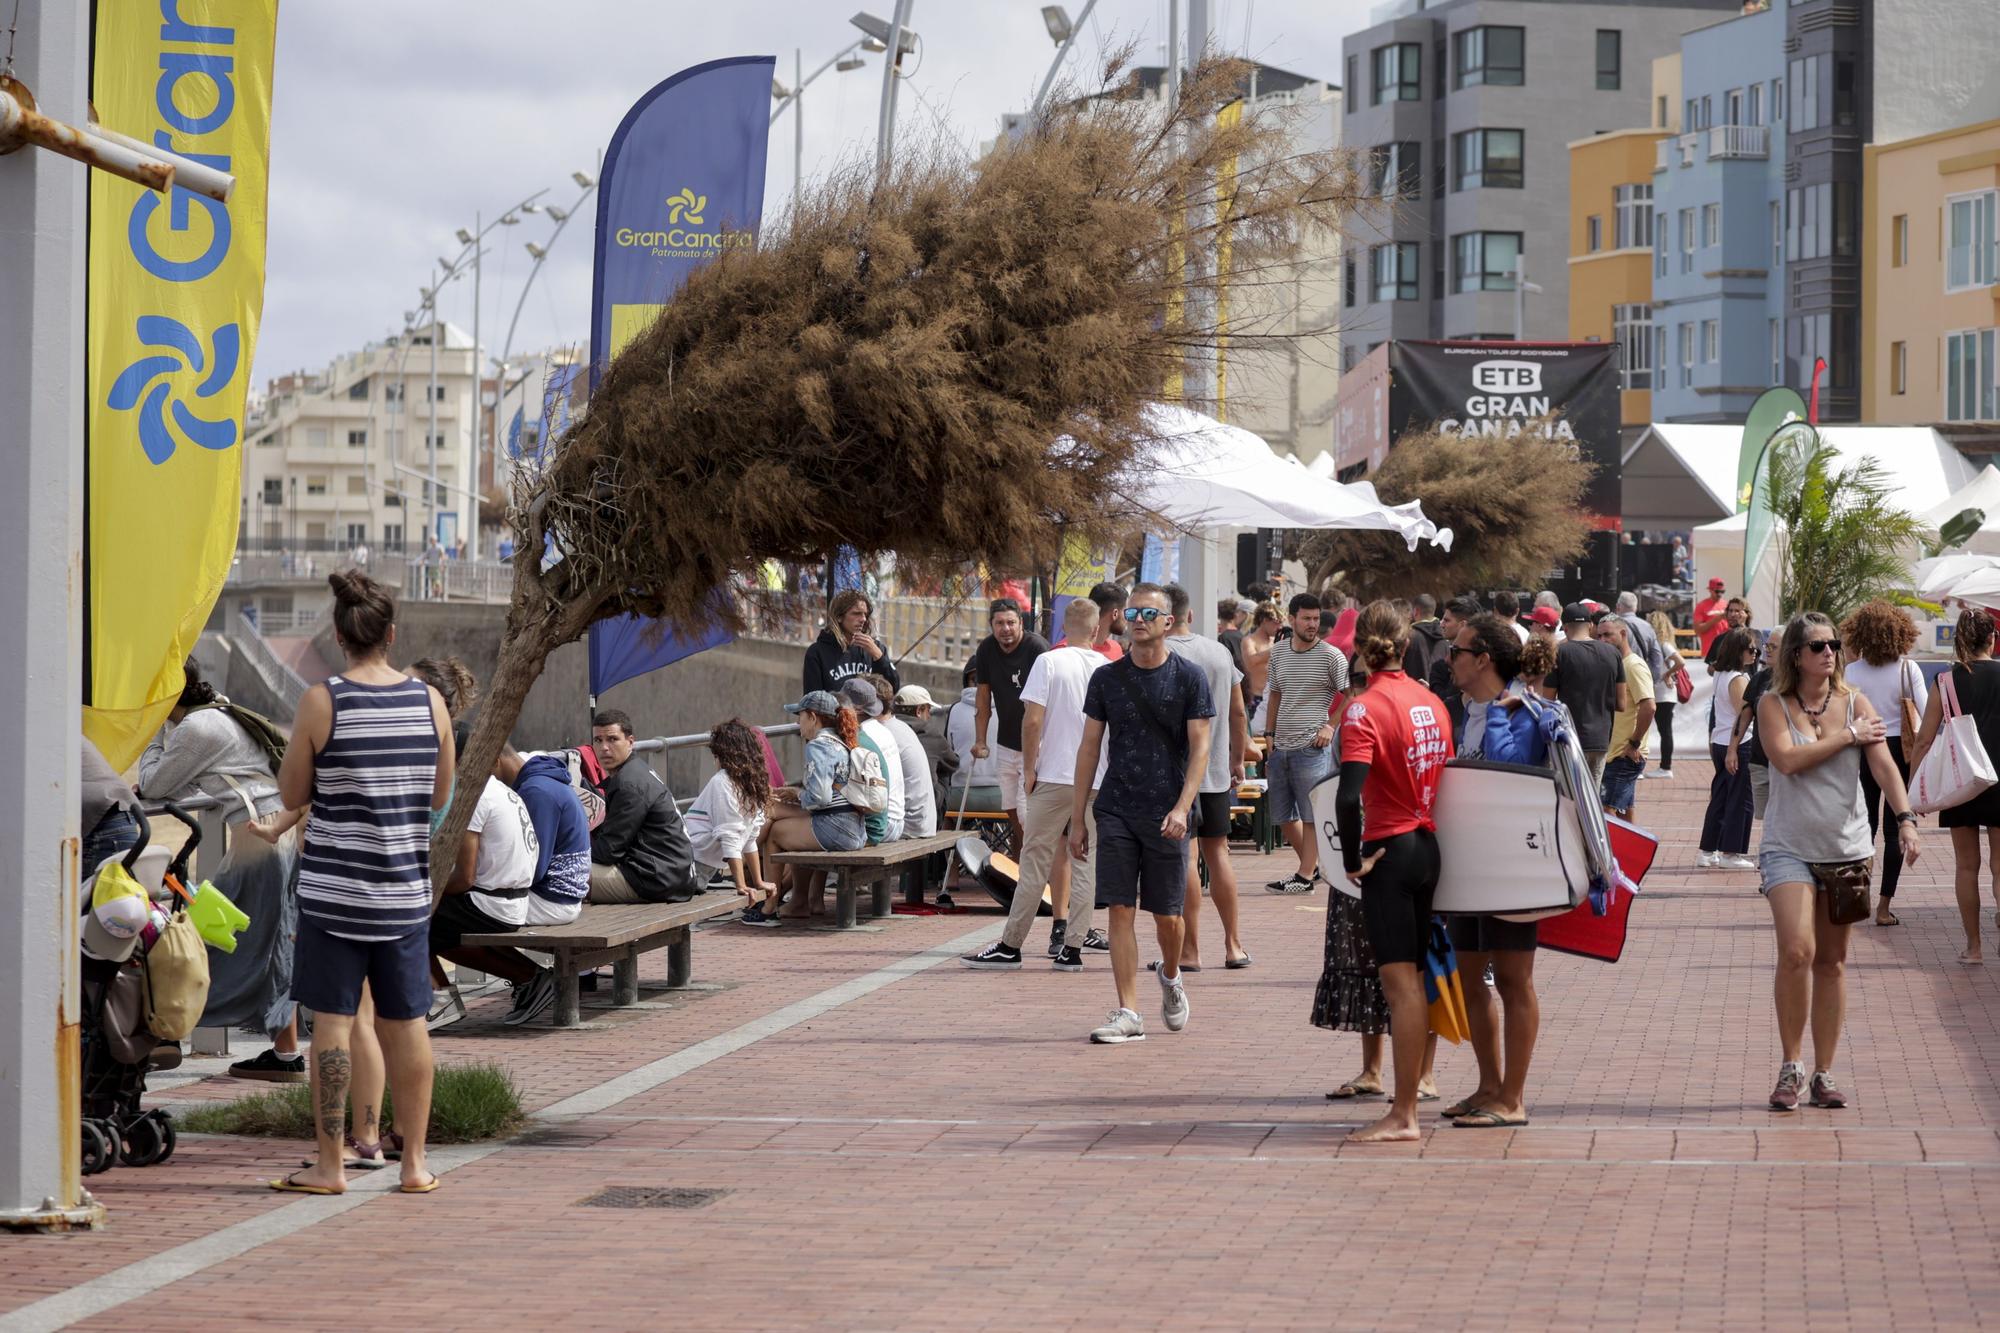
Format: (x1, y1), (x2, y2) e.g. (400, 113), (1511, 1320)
(1536, 816), (1656, 963)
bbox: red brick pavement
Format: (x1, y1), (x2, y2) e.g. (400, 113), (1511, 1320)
(10, 770), (2000, 1330)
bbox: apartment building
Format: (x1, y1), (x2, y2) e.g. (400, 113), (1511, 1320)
(1337, 0), (1735, 373)
(240, 321), (479, 554)
(1861, 117), (2000, 429)
(1567, 125), (1667, 426)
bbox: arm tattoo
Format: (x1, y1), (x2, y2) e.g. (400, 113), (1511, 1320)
(315, 1046), (352, 1143)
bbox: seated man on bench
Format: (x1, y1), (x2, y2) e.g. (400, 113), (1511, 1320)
(587, 709), (699, 904)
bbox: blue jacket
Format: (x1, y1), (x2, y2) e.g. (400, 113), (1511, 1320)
(516, 754), (592, 907)
(1477, 694), (1552, 768)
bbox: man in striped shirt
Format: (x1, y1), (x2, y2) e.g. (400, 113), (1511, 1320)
(1260, 593), (1351, 894)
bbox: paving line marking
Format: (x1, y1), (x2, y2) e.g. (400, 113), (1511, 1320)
(3, 920), (1001, 1332)
(595, 1145), (2000, 1170)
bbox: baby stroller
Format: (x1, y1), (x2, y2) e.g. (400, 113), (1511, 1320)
(77, 803), (203, 1175)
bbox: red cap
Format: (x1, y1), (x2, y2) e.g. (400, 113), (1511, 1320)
(1524, 607), (1560, 629)
(1708, 576), (1725, 590)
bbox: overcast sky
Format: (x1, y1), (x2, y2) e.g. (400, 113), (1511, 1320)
(255, 0), (1374, 388)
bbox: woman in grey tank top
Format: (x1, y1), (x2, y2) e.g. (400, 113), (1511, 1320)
(1755, 612), (1921, 1114)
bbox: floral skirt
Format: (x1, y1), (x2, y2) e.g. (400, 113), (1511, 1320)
(1310, 889), (1392, 1036)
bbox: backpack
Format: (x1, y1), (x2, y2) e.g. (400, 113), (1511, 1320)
(188, 700), (287, 773)
(141, 907), (211, 1041)
(839, 743), (890, 814)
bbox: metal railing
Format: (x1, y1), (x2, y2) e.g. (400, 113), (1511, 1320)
(740, 592), (989, 669)
(403, 556), (514, 603)
(1708, 123), (1769, 160)
(232, 612), (309, 712)
(249, 605), (325, 636)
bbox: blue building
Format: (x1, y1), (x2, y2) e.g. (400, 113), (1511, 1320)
(1648, 3), (1786, 423)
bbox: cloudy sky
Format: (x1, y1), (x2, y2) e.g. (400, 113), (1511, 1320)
(255, 0), (1375, 387)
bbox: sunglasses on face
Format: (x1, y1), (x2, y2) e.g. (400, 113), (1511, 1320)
(1122, 607), (1165, 623)
(1447, 644), (1484, 659)
(1802, 637), (1841, 655)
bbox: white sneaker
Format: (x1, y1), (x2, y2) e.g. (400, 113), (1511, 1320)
(1090, 1008), (1146, 1043)
(1697, 851), (1720, 869)
(1160, 969), (1190, 1032)
(1721, 854), (1758, 871)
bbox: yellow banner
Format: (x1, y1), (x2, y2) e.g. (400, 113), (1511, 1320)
(85, 1), (278, 767)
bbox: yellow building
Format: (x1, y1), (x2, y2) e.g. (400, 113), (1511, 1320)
(1568, 126), (1670, 427)
(1862, 117), (2000, 425)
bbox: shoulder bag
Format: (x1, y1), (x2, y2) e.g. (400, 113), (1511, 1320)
(1910, 668), (1998, 814)
(1898, 658), (1923, 745)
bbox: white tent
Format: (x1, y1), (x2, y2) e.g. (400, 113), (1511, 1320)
(1919, 465), (2000, 553)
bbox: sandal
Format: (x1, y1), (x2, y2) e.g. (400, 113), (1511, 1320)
(1452, 1107), (1529, 1129)
(298, 1138), (389, 1171)
(1441, 1097), (1481, 1118)
(1326, 1077), (1385, 1099)
(269, 1172), (341, 1195)
(381, 1131), (404, 1161)
(398, 1173), (441, 1194)
(1875, 909), (1900, 927)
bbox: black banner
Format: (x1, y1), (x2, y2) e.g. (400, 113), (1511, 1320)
(1388, 341), (1623, 524)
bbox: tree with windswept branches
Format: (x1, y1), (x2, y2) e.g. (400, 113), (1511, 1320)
(430, 52), (1370, 884)
(1768, 434), (1930, 623)
(1299, 419), (1593, 600)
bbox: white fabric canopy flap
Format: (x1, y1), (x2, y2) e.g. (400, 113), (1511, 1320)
(1129, 404), (1452, 552)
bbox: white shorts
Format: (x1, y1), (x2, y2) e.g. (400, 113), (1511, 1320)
(997, 746), (1026, 811)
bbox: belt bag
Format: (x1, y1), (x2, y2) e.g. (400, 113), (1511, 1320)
(1808, 858), (1872, 926)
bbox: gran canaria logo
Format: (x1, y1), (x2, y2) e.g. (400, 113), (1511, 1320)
(666, 187), (706, 224)
(615, 186), (752, 258)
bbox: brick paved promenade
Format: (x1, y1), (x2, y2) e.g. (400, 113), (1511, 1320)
(9, 770), (2000, 1330)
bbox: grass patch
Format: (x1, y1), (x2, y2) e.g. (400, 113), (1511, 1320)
(175, 1061), (526, 1144)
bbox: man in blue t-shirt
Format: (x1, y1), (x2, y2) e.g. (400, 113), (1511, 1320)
(1070, 583), (1214, 1045)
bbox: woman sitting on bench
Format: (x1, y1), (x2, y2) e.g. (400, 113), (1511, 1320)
(762, 691), (868, 918)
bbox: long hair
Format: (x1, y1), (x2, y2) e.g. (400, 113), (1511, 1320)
(1352, 600), (1409, 674)
(1956, 606), (1997, 667)
(1771, 612), (1851, 698)
(1711, 628), (1759, 679)
(1646, 610), (1677, 655)
(708, 718), (772, 810)
(825, 589), (870, 648)
(410, 656), (478, 719)
(808, 705), (860, 749)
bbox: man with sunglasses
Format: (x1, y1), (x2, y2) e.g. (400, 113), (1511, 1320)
(1260, 593), (1352, 894)
(1070, 584), (1214, 1043)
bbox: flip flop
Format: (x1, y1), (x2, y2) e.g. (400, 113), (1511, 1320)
(1452, 1108), (1529, 1129)
(1146, 960), (1202, 974)
(1326, 1078), (1385, 1099)
(1417, 1089), (1440, 1103)
(1225, 954), (1253, 969)
(1441, 1097), (1479, 1118)
(1875, 910), (1900, 927)
(270, 1173), (342, 1195)
(399, 1174), (442, 1194)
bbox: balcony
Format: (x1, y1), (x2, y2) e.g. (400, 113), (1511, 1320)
(1656, 133), (1700, 172)
(1708, 124), (1769, 160)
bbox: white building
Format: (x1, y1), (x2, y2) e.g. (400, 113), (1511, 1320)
(240, 321), (479, 556)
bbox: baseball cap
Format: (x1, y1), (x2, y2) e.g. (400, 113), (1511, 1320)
(784, 689), (842, 716)
(1707, 576), (1726, 591)
(836, 678), (885, 718)
(1561, 601), (1596, 625)
(893, 684), (936, 709)
(1524, 606), (1560, 630)
(82, 866), (150, 963)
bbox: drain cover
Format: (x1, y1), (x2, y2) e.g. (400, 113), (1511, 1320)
(515, 1128), (606, 1148)
(578, 1185), (729, 1210)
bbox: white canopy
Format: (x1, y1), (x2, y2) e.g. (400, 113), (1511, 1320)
(1919, 465), (2000, 554)
(1914, 552), (2000, 607)
(1130, 404), (1452, 551)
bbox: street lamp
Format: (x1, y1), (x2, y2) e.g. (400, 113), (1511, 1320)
(1031, 0), (1100, 117)
(1041, 5), (1072, 42)
(770, 38), (875, 206)
(852, 6), (920, 177)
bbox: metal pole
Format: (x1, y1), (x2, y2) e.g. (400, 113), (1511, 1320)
(1166, 0), (1180, 110)
(875, 0), (914, 178)
(468, 211), (481, 560)
(427, 297), (440, 548)
(794, 49), (804, 205)
(1514, 255), (1525, 341)
(1030, 0), (1101, 118)
(0, 0), (99, 1231)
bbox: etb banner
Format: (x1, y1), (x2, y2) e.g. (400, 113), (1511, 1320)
(85, 0), (277, 767)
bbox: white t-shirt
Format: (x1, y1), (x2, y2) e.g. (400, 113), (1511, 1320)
(884, 716), (936, 837)
(860, 717), (906, 838)
(1511, 621), (1530, 645)
(945, 688), (1000, 788)
(1845, 657), (1928, 739)
(1020, 644), (1109, 789)
(684, 769), (767, 870)
(466, 777), (540, 925)
(1167, 634), (1245, 794)
(1711, 670), (1745, 747)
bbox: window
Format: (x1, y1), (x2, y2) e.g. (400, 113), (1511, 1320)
(1341, 344), (1360, 374)
(1788, 185), (1831, 262)
(1595, 30), (1621, 91)
(1452, 232), (1521, 293)
(346, 475), (367, 496)
(346, 378), (369, 401)
(1771, 201), (1783, 265)
(1453, 128), (1523, 190)
(1891, 341), (1908, 395)
(1832, 180), (1856, 258)
(1372, 43), (1420, 104)
(1680, 209), (1695, 273)
(1679, 324), (1694, 387)
(1725, 88), (1743, 127)
(1748, 82), (1764, 126)
(1453, 26), (1523, 89)
(1433, 41), (1445, 99)
(383, 383), (404, 402)
(1614, 184), (1652, 249)
(1790, 57), (1818, 131)
(260, 478), (282, 505)
(1656, 323), (1668, 378)
(305, 475), (327, 496)
(1948, 191), (1999, 290)
(1343, 257), (1357, 309)
(1345, 55), (1357, 111)
(1833, 56), (1855, 127)
(1770, 319), (1783, 386)
(1370, 141), (1421, 198)
(345, 524), (367, 547)
(430, 384), (448, 402)
(383, 523), (404, 550)
(1614, 303), (1652, 389)
(1891, 214), (1908, 267)
(1701, 319), (1719, 363)
(305, 426), (329, 449)
(1702, 203), (1721, 249)
(1684, 98), (1698, 133)
(1773, 77), (1784, 121)
(346, 429), (366, 447)
(1946, 328), (1998, 421)
(1370, 242), (1420, 302)
(1656, 94), (1667, 129)
(384, 487), (403, 507)
(1586, 216), (1602, 253)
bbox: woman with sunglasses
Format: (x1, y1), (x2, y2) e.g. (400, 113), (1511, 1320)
(1757, 612), (1920, 1112)
(1698, 628), (1761, 870)
(1908, 607), (2000, 962)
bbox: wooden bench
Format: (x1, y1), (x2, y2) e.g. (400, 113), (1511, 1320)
(460, 892), (742, 1027)
(769, 830), (964, 928)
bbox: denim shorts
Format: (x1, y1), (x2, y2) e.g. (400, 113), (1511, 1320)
(810, 809), (867, 852)
(1758, 848), (1815, 896)
(1265, 745), (1333, 824)
(1601, 755), (1645, 811)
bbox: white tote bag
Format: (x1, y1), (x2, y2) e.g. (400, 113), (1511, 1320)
(1911, 669), (1998, 814)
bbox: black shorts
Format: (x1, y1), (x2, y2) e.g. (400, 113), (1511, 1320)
(1094, 807), (1189, 916)
(1190, 790), (1234, 841)
(430, 893), (520, 953)
(292, 915), (433, 1022)
(1446, 913), (1539, 955)
(1358, 828), (1441, 968)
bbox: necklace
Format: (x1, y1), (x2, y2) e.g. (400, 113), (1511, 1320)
(1799, 685), (1832, 718)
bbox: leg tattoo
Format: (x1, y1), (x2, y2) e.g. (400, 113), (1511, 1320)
(316, 1047), (352, 1142)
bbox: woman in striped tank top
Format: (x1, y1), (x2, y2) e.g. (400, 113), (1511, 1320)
(272, 572), (453, 1196)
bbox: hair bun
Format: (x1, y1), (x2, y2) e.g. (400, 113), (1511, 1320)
(328, 570), (363, 602)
